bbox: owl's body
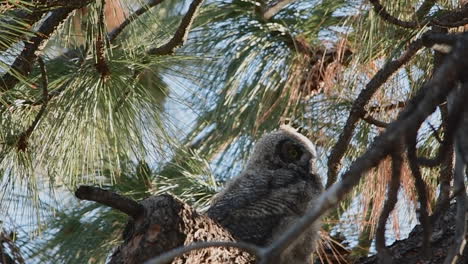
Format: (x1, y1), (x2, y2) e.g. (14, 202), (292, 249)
(206, 125), (323, 263)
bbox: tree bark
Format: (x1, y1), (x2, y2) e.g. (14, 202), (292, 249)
(355, 204), (467, 264)
(107, 194), (254, 264)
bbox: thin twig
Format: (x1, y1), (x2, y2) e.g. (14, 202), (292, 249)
(362, 115), (388, 128)
(108, 0), (165, 42)
(369, 0), (419, 29)
(376, 147), (403, 264)
(75, 185), (144, 219)
(143, 241), (262, 264)
(147, 0), (205, 55)
(16, 56), (48, 151)
(368, 101), (406, 113)
(262, 0), (296, 20)
(326, 38), (423, 188)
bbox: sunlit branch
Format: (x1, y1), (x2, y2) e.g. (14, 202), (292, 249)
(147, 0), (204, 55)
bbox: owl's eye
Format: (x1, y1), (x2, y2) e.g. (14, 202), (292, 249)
(277, 140), (303, 163)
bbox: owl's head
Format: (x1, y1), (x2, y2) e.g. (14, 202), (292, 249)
(247, 125), (317, 171)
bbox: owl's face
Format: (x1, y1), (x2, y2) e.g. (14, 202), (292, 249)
(247, 125), (317, 172)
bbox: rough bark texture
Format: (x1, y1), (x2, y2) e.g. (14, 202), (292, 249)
(355, 204), (467, 264)
(108, 194), (254, 264)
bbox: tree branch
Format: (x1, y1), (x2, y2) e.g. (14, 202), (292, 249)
(147, 0), (204, 55)
(0, 0), (94, 92)
(262, 33), (468, 264)
(369, 0), (419, 29)
(75, 185), (144, 219)
(326, 38), (423, 188)
(262, 0), (296, 20)
(376, 149), (402, 264)
(16, 56), (48, 151)
(407, 131), (431, 257)
(108, 0), (165, 42)
(362, 115), (388, 128)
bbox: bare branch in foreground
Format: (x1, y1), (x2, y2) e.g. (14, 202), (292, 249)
(75, 186), (144, 219)
(443, 81), (468, 264)
(261, 33), (468, 264)
(443, 154), (467, 264)
(326, 38), (423, 188)
(407, 131), (431, 257)
(147, 0), (204, 55)
(376, 148), (403, 264)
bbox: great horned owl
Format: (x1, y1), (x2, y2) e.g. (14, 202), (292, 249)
(206, 125), (323, 264)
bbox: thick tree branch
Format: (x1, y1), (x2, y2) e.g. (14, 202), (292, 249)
(326, 38), (423, 188)
(147, 0), (204, 55)
(108, 0), (165, 42)
(75, 185), (144, 219)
